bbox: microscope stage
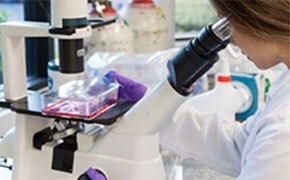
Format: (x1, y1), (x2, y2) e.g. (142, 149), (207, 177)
(0, 91), (135, 125)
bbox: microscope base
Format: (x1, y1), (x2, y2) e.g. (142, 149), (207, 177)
(12, 114), (165, 180)
(12, 144), (165, 180)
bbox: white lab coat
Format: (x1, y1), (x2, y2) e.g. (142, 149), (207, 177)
(160, 69), (290, 180)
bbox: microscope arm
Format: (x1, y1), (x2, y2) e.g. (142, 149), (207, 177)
(0, 21), (91, 101)
(113, 17), (232, 136)
(0, 22), (50, 101)
(113, 79), (187, 136)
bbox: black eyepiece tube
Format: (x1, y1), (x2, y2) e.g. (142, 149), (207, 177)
(167, 40), (219, 96)
(167, 17), (232, 96)
(193, 26), (226, 57)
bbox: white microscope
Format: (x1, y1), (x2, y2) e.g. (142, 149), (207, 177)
(0, 0), (232, 179)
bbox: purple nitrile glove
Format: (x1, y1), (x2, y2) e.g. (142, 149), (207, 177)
(86, 168), (107, 180)
(104, 71), (147, 102)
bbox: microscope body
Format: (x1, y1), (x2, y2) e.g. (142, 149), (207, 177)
(0, 0), (232, 177)
(0, 0), (168, 178)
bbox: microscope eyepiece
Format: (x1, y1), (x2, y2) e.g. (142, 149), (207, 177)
(167, 17), (232, 95)
(211, 17), (232, 42)
(192, 17), (232, 57)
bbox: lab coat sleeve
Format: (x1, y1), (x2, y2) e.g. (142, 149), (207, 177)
(160, 102), (249, 177)
(236, 115), (290, 180)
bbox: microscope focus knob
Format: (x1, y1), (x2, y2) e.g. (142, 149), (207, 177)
(78, 167), (108, 180)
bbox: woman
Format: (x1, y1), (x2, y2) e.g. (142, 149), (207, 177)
(160, 0), (290, 179)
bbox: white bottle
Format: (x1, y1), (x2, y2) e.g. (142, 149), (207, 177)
(186, 59), (249, 121)
(119, 0), (169, 53)
(86, 2), (134, 57)
(153, 0), (175, 48)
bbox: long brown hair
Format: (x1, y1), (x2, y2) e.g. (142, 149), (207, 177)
(210, 0), (289, 44)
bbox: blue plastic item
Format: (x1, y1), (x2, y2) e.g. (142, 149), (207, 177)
(231, 73), (259, 121)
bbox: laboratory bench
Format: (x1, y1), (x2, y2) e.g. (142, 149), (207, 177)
(162, 149), (234, 180)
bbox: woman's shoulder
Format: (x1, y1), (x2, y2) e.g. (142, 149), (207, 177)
(262, 70), (290, 121)
(242, 95), (289, 137)
(263, 89), (290, 121)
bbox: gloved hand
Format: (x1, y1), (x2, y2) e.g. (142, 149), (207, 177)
(104, 71), (147, 102)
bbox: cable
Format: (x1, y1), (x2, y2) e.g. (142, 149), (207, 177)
(89, 17), (118, 29)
